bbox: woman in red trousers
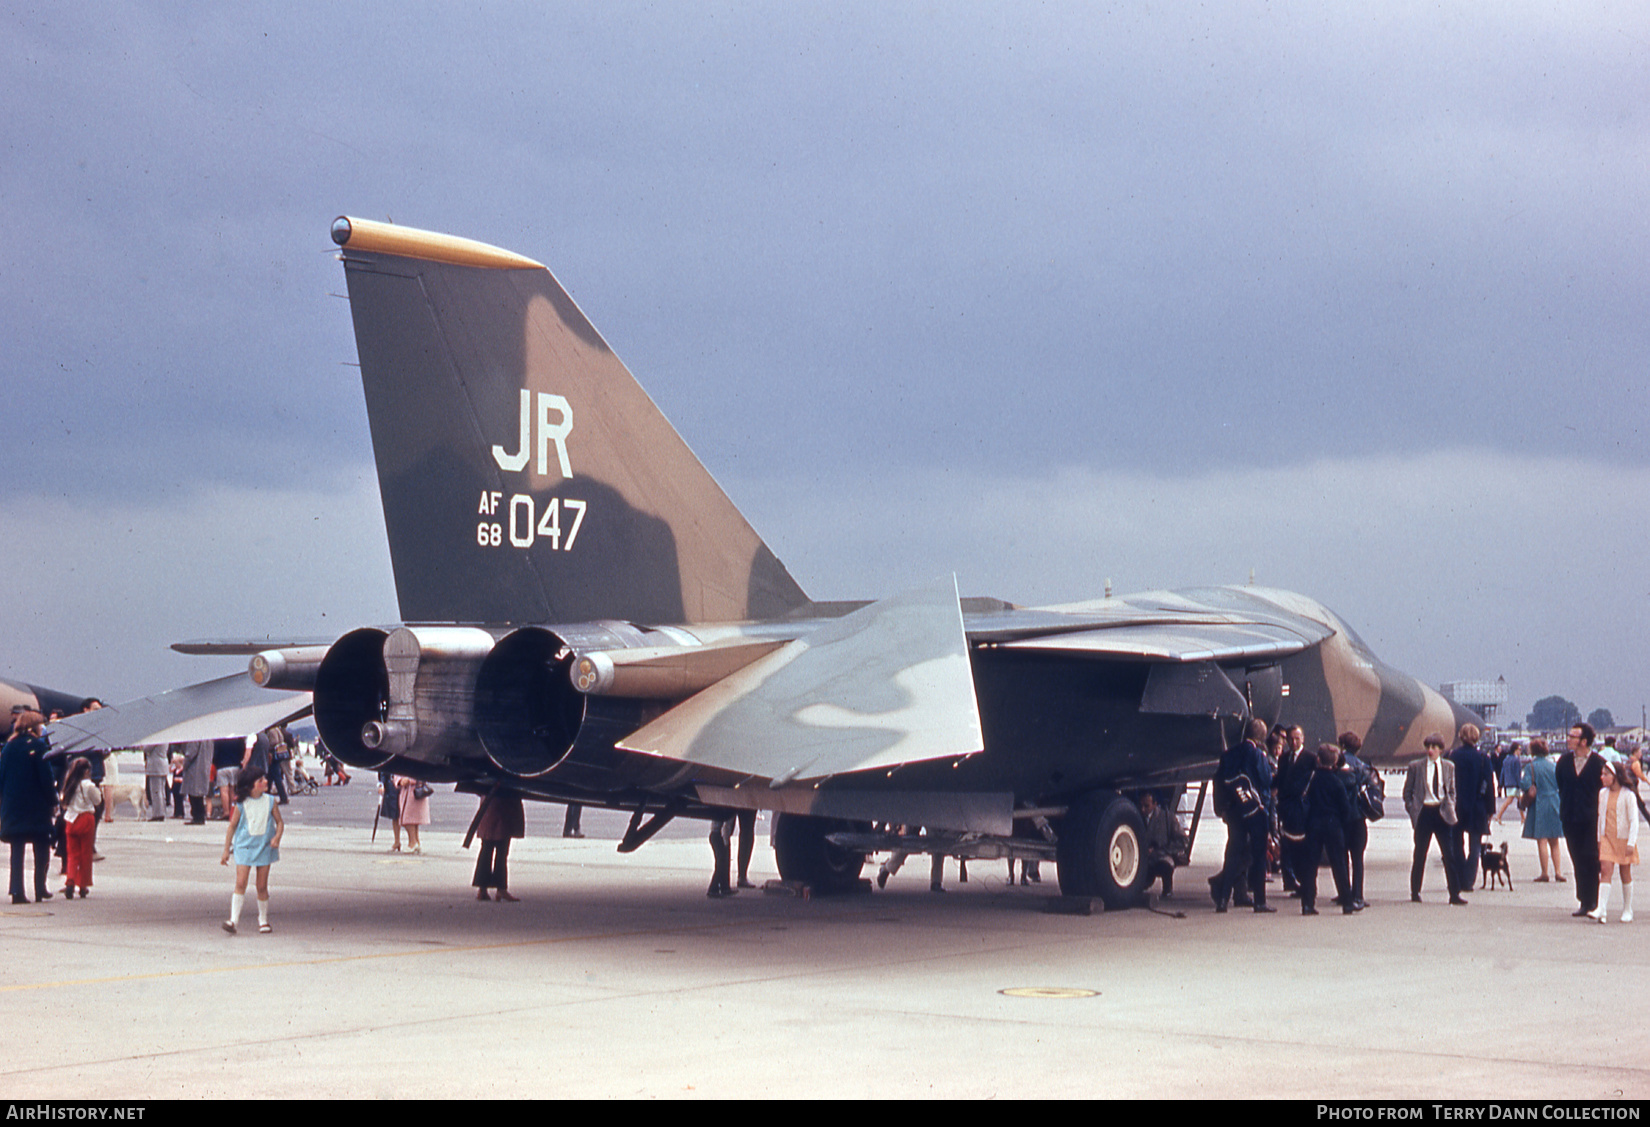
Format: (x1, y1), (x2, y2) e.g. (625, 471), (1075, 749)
(60, 756), (102, 897)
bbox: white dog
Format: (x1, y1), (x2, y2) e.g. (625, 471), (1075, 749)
(99, 755), (149, 820)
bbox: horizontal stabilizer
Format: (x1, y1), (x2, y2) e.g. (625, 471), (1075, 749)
(172, 638), (335, 656)
(46, 675), (311, 752)
(619, 576), (983, 782)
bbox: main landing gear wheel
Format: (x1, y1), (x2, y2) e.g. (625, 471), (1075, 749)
(772, 813), (868, 894)
(1056, 791), (1147, 910)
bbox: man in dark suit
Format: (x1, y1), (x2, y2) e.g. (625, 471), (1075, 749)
(1276, 727), (1315, 901)
(1404, 733), (1467, 905)
(1557, 722), (1605, 918)
(1449, 723), (1495, 888)
(1273, 725), (1305, 894)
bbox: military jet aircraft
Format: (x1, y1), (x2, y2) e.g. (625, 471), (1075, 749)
(193, 216), (1473, 908)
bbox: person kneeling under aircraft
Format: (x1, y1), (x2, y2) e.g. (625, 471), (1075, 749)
(1140, 790), (1188, 899)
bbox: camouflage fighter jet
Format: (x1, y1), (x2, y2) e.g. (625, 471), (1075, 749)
(190, 216), (1475, 908)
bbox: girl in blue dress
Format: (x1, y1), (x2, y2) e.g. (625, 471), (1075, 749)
(220, 766), (283, 934)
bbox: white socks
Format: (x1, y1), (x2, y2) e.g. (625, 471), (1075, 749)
(226, 892), (270, 930)
(1596, 874), (1621, 923)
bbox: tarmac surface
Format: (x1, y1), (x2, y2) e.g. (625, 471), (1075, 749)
(3, 781), (1647, 1100)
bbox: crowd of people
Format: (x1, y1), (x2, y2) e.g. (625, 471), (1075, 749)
(1209, 718), (1382, 914)
(1204, 716), (1644, 922)
(0, 712), (309, 928)
(1395, 720), (1644, 922)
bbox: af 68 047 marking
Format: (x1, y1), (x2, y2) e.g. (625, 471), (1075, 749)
(477, 491), (587, 551)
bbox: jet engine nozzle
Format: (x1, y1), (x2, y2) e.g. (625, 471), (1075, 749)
(474, 627), (587, 777)
(314, 626), (499, 771)
(313, 628), (392, 769)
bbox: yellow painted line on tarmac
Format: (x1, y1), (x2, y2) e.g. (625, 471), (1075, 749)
(0, 916), (764, 995)
(998, 986), (1099, 999)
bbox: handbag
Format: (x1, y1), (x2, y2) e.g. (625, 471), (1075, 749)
(1223, 773), (1265, 821)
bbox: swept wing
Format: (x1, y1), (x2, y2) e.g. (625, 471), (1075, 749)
(46, 674), (311, 753)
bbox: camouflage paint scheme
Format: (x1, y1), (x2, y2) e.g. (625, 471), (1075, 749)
(0, 677), (87, 739)
(242, 218), (1476, 903)
(335, 217), (805, 627)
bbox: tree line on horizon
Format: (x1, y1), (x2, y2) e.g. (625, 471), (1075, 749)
(1524, 695), (1616, 734)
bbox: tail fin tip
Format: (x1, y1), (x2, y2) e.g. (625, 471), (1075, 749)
(332, 215), (544, 271)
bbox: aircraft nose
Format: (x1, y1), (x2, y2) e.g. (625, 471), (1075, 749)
(1408, 678), (1470, 753)
(1364, 658), (1462, 762)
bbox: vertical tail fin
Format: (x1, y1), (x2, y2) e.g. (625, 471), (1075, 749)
(331, 216), (808, 626)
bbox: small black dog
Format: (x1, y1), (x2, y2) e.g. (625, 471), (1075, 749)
(1480, 839), (1512, 890)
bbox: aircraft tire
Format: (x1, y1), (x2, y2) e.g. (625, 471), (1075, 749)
(1055, 791), (1147, 910)
(772, 813), (867, 894)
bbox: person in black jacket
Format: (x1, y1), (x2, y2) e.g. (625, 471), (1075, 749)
(1337, 731), (1377, 910)
(1212, 718), (1276, 914)
(1271, 725), (1299, 893)
(1301, 743), (1359, 915)
(1276, 733), (1316, 901)
(1557, 722), (1606, 918)
(1, 710), (57, 903)
(211, 737), (244, 821)
(1450, 723), (1494, 889)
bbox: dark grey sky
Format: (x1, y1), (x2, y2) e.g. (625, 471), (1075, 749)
(2, 3), (1646, 725)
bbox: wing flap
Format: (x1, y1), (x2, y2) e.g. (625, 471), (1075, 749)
(619, 576), (983, 782)
(997, 620), (1323, 663)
